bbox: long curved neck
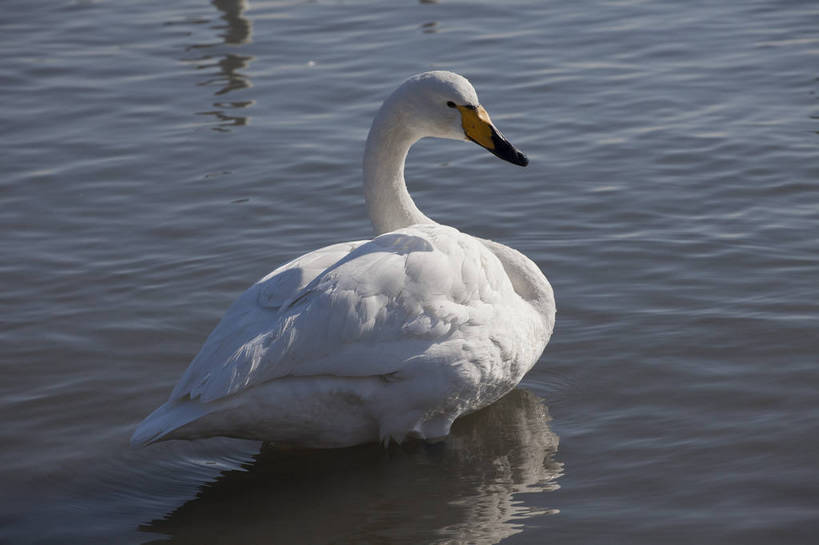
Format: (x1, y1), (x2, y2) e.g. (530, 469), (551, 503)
(363, 101), (435, 236)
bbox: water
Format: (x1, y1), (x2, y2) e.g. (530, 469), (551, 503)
(2, 0), (818, 543)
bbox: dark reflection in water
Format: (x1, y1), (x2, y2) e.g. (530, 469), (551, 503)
(140, 389), (562, 545)
(195, 53), (253, 96)
(420, 21), (438, 34)
(213, 0), (252, 45)
(180, 0), (254, 130)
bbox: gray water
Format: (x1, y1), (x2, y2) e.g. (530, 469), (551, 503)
(2, 0), (818, 543)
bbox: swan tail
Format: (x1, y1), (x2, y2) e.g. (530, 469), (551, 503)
(130, 397), (211, 447)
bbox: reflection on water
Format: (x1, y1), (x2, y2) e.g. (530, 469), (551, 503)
(140, 389), (562, 545)
(195, 53), (253, 96)
(420, 21), (438, 34)
(213, 0), (252, 45)
(181, 0), (254, 130)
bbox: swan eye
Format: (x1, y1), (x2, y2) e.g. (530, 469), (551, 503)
(446, 101), (456, 108)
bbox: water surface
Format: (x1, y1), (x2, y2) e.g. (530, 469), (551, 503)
(2, 0), (818, 543)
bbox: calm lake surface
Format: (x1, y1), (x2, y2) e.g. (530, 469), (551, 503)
(2, 0), (818, 543)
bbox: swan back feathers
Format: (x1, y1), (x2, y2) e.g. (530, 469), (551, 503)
(169, 224), (546, 404)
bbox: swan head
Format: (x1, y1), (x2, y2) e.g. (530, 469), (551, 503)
(388, 71), (528, 167)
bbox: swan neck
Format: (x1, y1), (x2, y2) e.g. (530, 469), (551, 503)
(363, 102), (434, 235)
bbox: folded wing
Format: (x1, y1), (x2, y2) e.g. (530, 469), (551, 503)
(168, 224), (514, 404)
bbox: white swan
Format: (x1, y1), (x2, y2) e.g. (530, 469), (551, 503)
(132, 71), (555, 448)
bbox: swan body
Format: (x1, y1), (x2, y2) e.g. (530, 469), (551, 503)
(132, 71), (555, 448)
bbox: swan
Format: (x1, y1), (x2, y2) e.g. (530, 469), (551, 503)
(131, 71), (555, 448)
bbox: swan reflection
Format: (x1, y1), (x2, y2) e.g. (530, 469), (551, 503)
(141, 389), (562, 545)
(176, 0), (253, 130)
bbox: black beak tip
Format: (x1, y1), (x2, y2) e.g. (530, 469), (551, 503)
(489, 129), (529, 167)
(496, 144), (528, 167)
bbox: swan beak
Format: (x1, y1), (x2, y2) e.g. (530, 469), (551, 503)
(458, 104), (528, 167)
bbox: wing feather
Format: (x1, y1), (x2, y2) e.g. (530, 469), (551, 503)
(170, 225), (515, 403)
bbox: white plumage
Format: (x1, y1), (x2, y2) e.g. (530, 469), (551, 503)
(132, 71), (555, 448)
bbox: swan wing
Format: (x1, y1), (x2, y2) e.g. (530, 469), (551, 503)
(168, 240), (365, 401)
(169, 224), (515, 403)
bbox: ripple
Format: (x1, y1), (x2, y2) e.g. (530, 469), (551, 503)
(2, 0), (819, 543)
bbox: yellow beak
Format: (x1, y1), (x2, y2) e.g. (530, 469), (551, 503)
(457, 104), (528, 166)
